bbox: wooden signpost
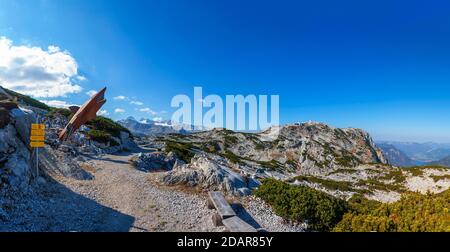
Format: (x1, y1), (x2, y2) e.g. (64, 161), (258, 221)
(30, 123), (45, 176)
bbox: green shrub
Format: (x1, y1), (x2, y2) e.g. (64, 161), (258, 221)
(224, 134), (238, 145)
(223, 150), (245, 165)
(292, 175), (354, 192)
(86, 130), (119, 146)
(165, 141), (195, 163)
(255, 179), (349, 231)
(380, 169), (406, 184)
(86, 116), (130, 137)
(430, 174), (450, 182)
(286, 159), (298, 167)
(407, 167), (424, 176)
(3, 87), (51, 110)
(201, 141), (221, 153)
(406, 165), (448, 177)
(334, 190), (450, 232)
(257, 159), (281, 171)
(335, 151), (359, 167)
(328, 168), (358, 175)
(47, 107), (72, 118)
(347, 194), (382, 215)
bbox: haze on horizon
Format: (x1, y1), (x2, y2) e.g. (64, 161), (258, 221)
(1, 0), (450, 142)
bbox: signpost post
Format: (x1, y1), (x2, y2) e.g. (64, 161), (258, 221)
(30, 122), (45, 177)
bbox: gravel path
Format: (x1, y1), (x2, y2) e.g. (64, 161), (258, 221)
(1, 152), (225, 232)
(56, 152), (227, 232)
(1, 151), (302, 232)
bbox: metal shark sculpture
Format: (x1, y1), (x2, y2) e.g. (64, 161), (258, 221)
(59, 87), (107, 141)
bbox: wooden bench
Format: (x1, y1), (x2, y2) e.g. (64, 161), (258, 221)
(222, 216), (258, 232)
(207, 191), (259, 232)
(207, 191), (236, 219)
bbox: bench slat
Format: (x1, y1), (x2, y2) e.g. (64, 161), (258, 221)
(208, 191), (236, 219)
(222, 216), (257, 232)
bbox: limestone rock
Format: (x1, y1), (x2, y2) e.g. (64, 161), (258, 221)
(161, 154), (254, 196)
(0, 121), (32, 191)
(130, 151), (179, 172)
(10, 108), (36, 145)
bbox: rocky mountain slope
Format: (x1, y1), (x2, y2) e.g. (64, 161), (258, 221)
(0, 101), (36, 192)
(154, 122), (388, 175)
(2, 86), (449, 231)
(0, 86), (136, 196)
(377, 143), (417, 167)
(130, 122), (450, 203)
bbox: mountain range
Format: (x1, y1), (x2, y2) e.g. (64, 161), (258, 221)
(376, 143), (417, 167)
(117, 117), (450, 168)
(148, 122), (388, 177)
(376, 141), (450, 167)
(117, 116), (188, 136)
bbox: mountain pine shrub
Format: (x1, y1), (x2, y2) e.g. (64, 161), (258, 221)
(254, 178), (348, 231)
(333, 190), (450, 232)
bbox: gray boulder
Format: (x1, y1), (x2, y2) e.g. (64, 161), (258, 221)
(130, 151), (180, 172)
(119, 131), (138, 151)
(162, 154), (254, 196)
(10, 108), (36, 145)
(0, 122), (32, 191)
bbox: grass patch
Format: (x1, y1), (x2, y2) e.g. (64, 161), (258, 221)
(430, 174), (450, 182)
(406, 165), (448, 177)
(335, 150), (359, 167)
(356, 178), (406, 193)
(222, 150), (245, 165)
(292, 175), (354, 192)
(86, 130), (119, 146)
(86, 116), (131, 137)
(328, 168), (358, 175)
(47, 107), (72, 118)
(224, 134), (238, 145)
(165, 141), (195, 163)
(3, 87), (51, 110)
(380, 169), (406, 184)
(256, 159), (281, 171)
(286, 159), (298, 167)
(201, 141), (221, 153)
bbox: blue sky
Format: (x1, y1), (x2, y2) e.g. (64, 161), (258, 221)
(1, 0), (450, 142)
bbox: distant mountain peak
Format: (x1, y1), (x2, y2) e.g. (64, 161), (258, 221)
(117, 117), (189, 136)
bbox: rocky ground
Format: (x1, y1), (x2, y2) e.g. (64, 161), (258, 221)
(1, 150), (300, 232)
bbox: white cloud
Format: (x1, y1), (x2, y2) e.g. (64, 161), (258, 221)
(114, 108), (125, 113)
(153, 117), (163, 122)
(40, 100), (79, 108)
(130, 100), (143, 106)
(97, 109), (109, 116)
(139, 107), (157, 115)
(0, 36), (84, 97)
(86, 90), (97, 97)
(77, 76), (87, 81)
(113, 95), (128, 101)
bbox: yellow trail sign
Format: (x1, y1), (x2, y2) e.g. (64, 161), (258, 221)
(31, 124), (45, 130)
(30, 141), (45, 148)
(31, 129), (45, 136)
(30, 123), (45, 148)
(30, 135), (45, 141)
